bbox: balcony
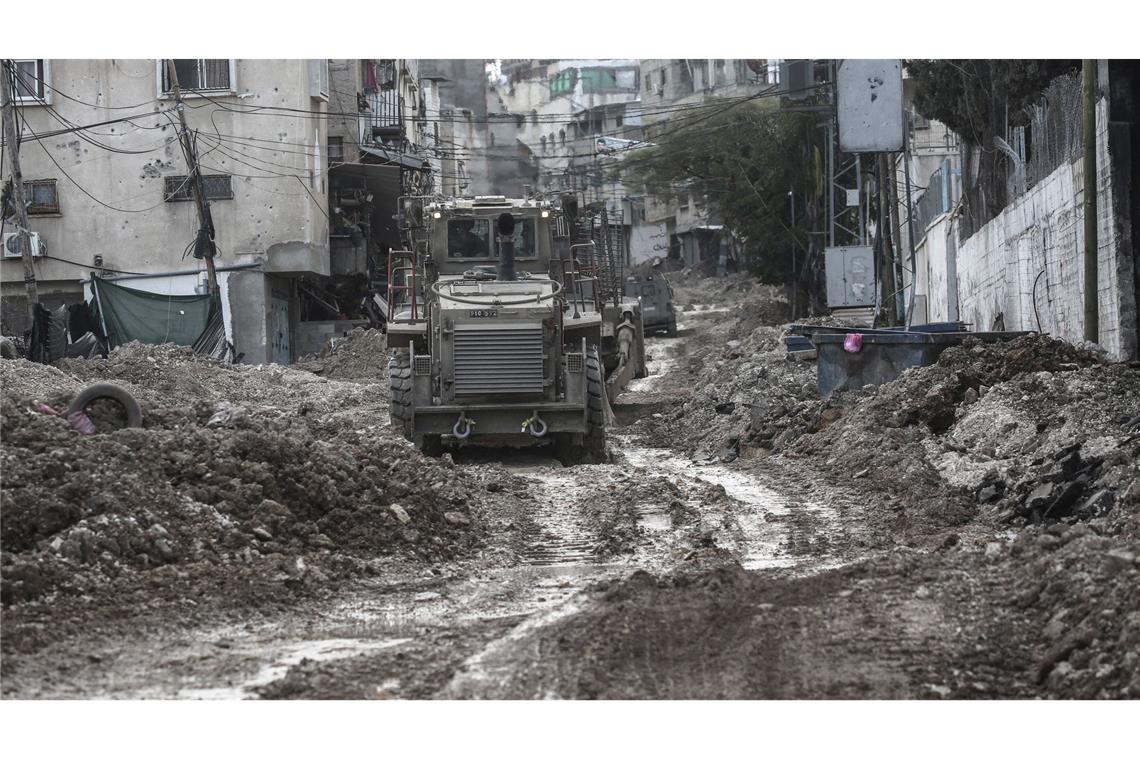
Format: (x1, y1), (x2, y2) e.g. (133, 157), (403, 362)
(363, 91), (404, 143)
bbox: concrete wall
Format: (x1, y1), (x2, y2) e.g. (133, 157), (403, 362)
(1, 58), (330, 337)
(944, 99), (1136, 359)
(629, 219), (670, 265)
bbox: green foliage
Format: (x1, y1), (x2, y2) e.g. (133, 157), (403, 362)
(627, 104), (821, 284)
(905, 59), (1079, 145)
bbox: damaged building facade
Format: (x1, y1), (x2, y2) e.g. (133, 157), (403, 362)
(1, 58), (331, 364)
(2, 58), (473, 364)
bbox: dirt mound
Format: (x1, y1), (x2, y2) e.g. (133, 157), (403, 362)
(293, 327), (387, 381)
(0, 345), (529, 624)
(634, 319), (816, 461)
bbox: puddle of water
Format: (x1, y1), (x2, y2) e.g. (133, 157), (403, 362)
(619, 440), (837, 570)
(177, 637), (409, 699)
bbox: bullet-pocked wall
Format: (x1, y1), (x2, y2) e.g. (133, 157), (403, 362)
(1, 58), (329, 336)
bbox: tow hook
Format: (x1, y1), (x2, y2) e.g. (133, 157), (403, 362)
(453, 413), (475, 439)
(521, 412), (548, 438)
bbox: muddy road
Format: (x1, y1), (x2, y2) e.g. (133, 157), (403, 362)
(3, 279), (1137, 700)
(2, 308), (850, 699)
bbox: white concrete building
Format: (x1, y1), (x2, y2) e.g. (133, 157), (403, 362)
(633, 59), (778, 268)
(2, 58), (330, 364)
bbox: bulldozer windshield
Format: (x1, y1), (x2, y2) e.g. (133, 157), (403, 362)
(445, 217), (538, 260)
(446, 219), (491, 259)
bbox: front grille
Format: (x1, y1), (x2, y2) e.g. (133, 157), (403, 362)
(566, 353), (584, 374)
(453, 324), (544, 395)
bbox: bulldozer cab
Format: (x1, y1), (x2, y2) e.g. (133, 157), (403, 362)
(429, 196), (554, 278)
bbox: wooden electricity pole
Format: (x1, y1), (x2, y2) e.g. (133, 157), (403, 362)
(164, 59), (218, 294)
(1082, 59), (1098, 343)
(1, 60), (39, 328)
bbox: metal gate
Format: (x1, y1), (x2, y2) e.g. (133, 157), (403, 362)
(269, 295), (291, 364)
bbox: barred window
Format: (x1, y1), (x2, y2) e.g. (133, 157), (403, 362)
(25, 179), (60, 215)
(161, 59), (232, 93)
(164, 174), (233, 202)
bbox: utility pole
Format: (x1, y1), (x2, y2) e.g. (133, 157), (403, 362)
(788, 189), (797, 319)
(1082, 59), (1098, 343)
(1, 60), (39, 329)
(901, 129), (919, 329)
(164, 60), (218, 294)
(877, 152), (899, 326)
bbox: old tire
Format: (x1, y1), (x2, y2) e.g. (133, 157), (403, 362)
(67, 382), (142, 429)
(388, 349), (414, 441)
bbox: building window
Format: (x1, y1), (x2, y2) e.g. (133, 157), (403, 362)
(163, 174), (233, 202)
(328, 137), (344, 165)
(615, 114), (624, 128)
(550, 69), (576, 96)
(11, 60), (50, 104)
(160, 59), (233, 94)
(309, 59), (329, 101)
(25, 179), (59, 215)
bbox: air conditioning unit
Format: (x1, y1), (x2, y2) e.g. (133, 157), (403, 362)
(2, 232), (44, 259)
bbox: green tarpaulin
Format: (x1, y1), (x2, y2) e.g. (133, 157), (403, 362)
(92, 277), (215, 348)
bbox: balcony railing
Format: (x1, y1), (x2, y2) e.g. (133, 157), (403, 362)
(364, 91), (404, 143)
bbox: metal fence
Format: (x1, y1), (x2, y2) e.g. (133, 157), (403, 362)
(1006, 72), (1083, 198)
(912, 161), (952, 237)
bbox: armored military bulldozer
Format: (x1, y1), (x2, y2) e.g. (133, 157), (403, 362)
(384, 194), (645, 462)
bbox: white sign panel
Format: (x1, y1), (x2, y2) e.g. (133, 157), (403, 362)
(837, 60), (904, 153)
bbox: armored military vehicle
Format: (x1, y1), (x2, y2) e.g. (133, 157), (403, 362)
(625, 271), (677, 336)
(384, 194), (645, 462)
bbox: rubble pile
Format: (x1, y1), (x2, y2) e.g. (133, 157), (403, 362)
(667, 271), (786, 312)
(635, 311), (815, 461)
(0, 346), (529, 614)
(293, 327), (388, 381)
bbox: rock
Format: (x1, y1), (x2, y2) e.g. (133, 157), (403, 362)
(252, 526), (273, 541)
(1038, 533), (1063, 551)
(443, 511), (470, 526)
(977, 484), (1003, 503)
(1076, 489), (1114, 519)
(984, 541), (1003, 560)
(853, 468), (869, 479)
(413, 591), (441, 602)
(962, 387), (979, 405)
(914, 585), (932, 599)
(389, 504), (411, 524)
(206, 403), (247, 429)
(1105, 549), (1137, 573)
(1025, 482), (1057, 511)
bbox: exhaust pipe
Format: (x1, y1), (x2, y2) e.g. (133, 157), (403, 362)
(497, 212), (516, 281)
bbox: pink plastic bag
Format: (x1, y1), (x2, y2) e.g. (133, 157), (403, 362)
(67, 411), (97, 435)
(843, 333), (864, 353)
